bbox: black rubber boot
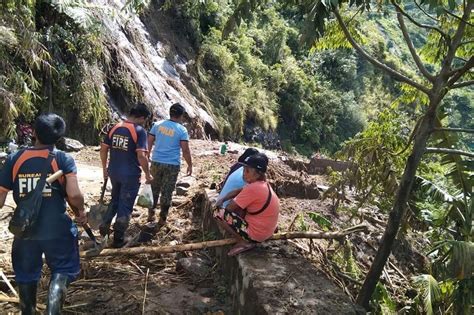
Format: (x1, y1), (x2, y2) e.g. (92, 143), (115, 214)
(112, 216), (130, 248)
(46, 274), (70, 315)
(18, 282), (37, 315)
(147, 208), (156, 222)
(99, 204), (117, 237)
(159, 205), (170, 223)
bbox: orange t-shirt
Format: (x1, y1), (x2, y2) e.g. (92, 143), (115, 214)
(233, 181), (279, 242)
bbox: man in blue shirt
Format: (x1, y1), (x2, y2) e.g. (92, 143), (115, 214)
(100, 103), (153, 247)
(0, 114), (86, 315)
(147, 103), (192, 224)
(216, 148), (259, 207)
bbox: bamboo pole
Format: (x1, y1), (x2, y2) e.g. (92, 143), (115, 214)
(82, 224), (368, 258)
(0, 296), (46, 310)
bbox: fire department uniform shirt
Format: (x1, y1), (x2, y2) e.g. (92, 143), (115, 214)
(149, 120), (189, 166)
(0, 147), (78, 240)
(103, 121), (148, 177)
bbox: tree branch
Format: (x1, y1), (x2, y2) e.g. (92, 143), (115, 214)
(434, 127), (474, 134)
(451, 80), (474, 89)
(443, 1), (474, 73)
(415, 0), (439, 22)
(333, 8), (430, 94)
(425, 148), (474, 158)
(393, 1), (435, 82)
(444, 8), (474, 27)
(84, 225), (370, 257)
(447, 56), (474, 86)
(390, 1), (450, 44)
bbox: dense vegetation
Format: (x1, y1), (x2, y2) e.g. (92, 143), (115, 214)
(0, 0), (472, 313)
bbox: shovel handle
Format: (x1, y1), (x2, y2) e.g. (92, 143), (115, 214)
(82, 223), (97, 243)
(46, 170), (64, 184)
(99, 177), (108, 203)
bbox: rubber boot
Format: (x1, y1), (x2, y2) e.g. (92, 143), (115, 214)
(98, 223), (110, 238)
(99, 204), (116, 237)
(46, 274), (70, 315)
(147, 208), (156, 222)
(18, 283), (37, 315)
(159, 205), (170, 224)
(112, 216), (130, 248)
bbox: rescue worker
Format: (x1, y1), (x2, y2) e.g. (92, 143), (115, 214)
(99, 103), (153, 247)
(0, 113), (86, 314)
(147, 102), (192, 224)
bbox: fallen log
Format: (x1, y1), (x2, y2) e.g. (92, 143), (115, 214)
(82, 224), (369, 258)
(0, 296), (46, 309)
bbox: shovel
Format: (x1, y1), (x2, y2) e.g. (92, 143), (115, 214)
(81, 222), (108, 257)
(88, 178), (109, 230)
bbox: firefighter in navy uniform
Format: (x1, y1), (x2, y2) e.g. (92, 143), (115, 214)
(99, 103), (153, 247)
(0, 114), (87, 314)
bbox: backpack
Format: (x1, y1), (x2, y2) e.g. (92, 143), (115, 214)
(8, 152), (54, 239)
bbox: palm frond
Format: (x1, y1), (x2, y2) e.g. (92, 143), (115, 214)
(414, 175), (455, 203)
(412, 274), (441, 315)
(49, 0), (94, 28)
(0, 26), (18, 48)
(447, 240), (474, 280)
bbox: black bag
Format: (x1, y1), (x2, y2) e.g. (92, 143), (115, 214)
(8, 152), (54, 238)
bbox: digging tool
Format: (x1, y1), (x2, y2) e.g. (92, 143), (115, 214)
(88, 178), (109, 230)
(81, 222), (108, 257)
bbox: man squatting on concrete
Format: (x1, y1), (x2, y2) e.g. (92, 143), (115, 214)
(147, 103), (193, 225)
(0, 114), (87, 314)
(99, 103), (153, 248)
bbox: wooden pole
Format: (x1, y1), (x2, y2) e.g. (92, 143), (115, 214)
(0, 296), (46, 310)
(82, 224), (368, 258)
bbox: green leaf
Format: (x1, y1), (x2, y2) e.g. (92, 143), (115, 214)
(307, 212), (332, 231)
(412, 274), (441, 315)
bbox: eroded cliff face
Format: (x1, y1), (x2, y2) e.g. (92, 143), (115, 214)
(96, 0), (216, 138)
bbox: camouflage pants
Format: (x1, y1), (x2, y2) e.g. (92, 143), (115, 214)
(150, 162), (180, 209)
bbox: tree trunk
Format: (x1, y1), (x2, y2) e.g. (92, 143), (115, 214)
(355, 99), (439, 309)
(82, 224), (368, 258)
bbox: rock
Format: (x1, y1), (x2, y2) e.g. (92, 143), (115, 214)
(198, 287), (215, 298)
(176, 186), (189, 196)
(176, 176), (196, 188)
(57, 137), (84, 152)
(176, 257), (211, 278)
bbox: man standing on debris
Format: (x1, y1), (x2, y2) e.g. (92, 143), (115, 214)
(0, 114), (87, 314)
(147, 102), (192, 225)
(100, 103), (153, 247)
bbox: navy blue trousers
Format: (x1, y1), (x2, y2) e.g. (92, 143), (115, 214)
(12, 235), (80, 284)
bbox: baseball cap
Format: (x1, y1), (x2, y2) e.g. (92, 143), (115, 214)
(241, 153), (269, 173)
(237, 148), (259, 163)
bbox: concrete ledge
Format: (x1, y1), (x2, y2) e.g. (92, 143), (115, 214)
(193, 190), (363, 314)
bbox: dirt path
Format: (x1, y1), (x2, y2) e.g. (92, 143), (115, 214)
(0, 140), (425, 313)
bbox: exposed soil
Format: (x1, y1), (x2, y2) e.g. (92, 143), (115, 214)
(0, 139), (426, 313)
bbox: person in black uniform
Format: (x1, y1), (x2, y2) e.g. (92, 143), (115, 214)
(0, 114), (86, 314)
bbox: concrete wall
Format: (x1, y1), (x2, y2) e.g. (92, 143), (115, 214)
(193, 190), (364, 314)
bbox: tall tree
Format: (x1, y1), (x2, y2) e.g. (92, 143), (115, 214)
(227, 0), (473, 310)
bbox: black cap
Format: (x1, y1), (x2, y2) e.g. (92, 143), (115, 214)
(241, 153), (268, 173)
(238, 148), (259, 163)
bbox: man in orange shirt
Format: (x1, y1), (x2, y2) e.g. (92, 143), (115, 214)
(215, 153), (279, 256)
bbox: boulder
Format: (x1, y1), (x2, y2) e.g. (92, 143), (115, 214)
(57, 137), (84, 152)
(176, 257), (211, 278)
(176, 176), (196, 188)
(176, 186), (189, 196)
